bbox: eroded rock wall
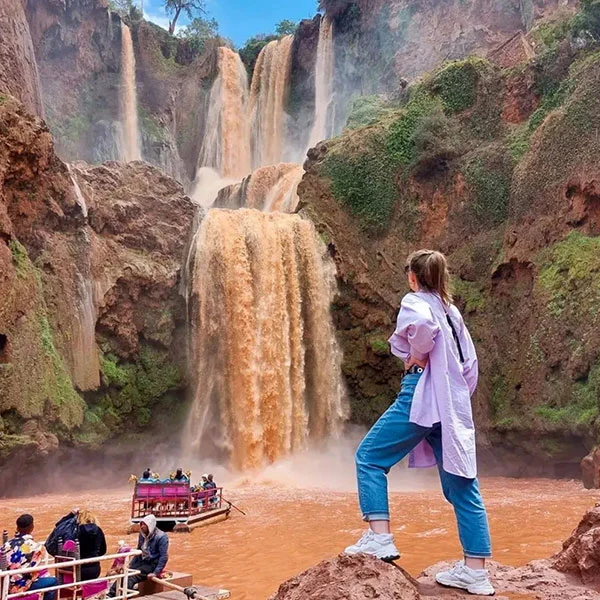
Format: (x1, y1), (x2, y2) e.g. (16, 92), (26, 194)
(0, 0), (44, 117)
(298, 28), (600, 476)
(0, 96), (195, 470)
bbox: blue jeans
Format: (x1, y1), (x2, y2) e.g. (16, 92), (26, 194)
(355, 372), (492, 558)
(30, 576), (58, 600)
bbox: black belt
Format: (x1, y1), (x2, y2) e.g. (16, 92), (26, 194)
(406, 365), (424, 375)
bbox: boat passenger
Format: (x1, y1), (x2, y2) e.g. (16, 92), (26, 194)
(2, 514), (58, 600)
(77, 509), (107, 581)
(108, 515), (169, 597)
(204, 474), (217, 504)
(344, 249), (494, 596)
(140, 468), (152, 481)
(172, 468), (189, 482)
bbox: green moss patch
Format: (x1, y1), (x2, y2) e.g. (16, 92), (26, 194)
(430, 57), (483, 114)
(452, 278), (486, 313)
(85, 345), (183, 439)
(462, 145), (513, 226)
(9, 239), (31, 279)
(537, 232), (600, 317)
(535, 361), (600, 431)
(346, 96), (396, 130)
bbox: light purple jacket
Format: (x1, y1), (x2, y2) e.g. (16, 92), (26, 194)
(388, 291), (478, 479)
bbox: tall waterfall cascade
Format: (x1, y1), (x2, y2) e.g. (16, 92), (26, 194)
(120, 23), (141, 162)
(197, 48), (252, 180)
(308, 15), (335, 148)
(185, 209), (348, 469)
(248, 35), (294, 169)
(186, 18), (347, 469)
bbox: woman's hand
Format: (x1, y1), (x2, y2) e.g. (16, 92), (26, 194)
(405, 356), (428, 369)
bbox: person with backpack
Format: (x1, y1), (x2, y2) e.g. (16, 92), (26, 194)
(3, 514), (58, 600)
(108, 515), (168, 597)
(344, 249), (494, 596)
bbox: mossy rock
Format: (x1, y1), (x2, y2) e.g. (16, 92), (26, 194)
(537, 232), (600, 317)
(461, 145), (513, 227)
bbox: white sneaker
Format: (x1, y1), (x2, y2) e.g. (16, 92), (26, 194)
(344, 529), (400, 562)
(435, 561), (495, 596)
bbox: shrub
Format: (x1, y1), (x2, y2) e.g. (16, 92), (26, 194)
(572, 0), (600, 41)
(410, 105), (462, 177)
(537, 232), (600, 316)
(323, 137), (398, 233)
(346, 96), (393, 129)
(462, 147), (513, 226)
(431, 58), (483, 114)
(385, 92), (442, 165)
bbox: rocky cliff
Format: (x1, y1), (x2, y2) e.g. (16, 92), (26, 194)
(0, 0), (44, 117)
(0, 94), (195, 473)
(23, 0), (217, 186)
(298, 4), (600, 476)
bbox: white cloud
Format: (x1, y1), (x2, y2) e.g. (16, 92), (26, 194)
(143, 10), (183, 34)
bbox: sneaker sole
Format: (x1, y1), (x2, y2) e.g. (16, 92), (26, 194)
(436, 578), (495, 596)
(379, 553), (401, 563)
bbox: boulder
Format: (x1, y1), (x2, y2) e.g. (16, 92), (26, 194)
(581, 447), (600, 489)
(269, 553), (420, 600)
(553, 504), (600, 585)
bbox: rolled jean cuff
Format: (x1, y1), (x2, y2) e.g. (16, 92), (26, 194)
(464, 551), (492, 559)
(363, 512), (390, 522)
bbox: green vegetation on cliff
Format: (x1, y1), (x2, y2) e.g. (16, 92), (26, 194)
(537, 232), (600, 317)
(323, 57), (503, 233)
(77, 345), (183, 445)
(0, 240), (84, 434)
(462, 146), (512, 226)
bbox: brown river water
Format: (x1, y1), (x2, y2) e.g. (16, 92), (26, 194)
(2, 475), (598, 600)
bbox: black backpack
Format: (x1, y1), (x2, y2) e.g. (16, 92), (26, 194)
(45, 513), (79, 557)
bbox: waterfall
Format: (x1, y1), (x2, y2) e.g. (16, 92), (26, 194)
(308, 15), (335, 148)
(214, 163), (303, 213)
(197, 48), (252, 180)
(248, 36), (294, 169)
(185, 209), (347, 469)
(120, 23), (141, 162)
(72, 271), (100, 391)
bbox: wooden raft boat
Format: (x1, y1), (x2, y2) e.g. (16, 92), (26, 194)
(129, 481), (231, 533)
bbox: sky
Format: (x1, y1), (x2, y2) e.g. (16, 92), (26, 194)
(142, 0), (318, 47)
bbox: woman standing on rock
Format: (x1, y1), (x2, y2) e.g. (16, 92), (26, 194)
(345, 249), (494, 596)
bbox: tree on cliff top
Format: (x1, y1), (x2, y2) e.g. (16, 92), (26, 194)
(178, 16), (219, 52)
(164, 0), (206, 35)
(275, 20), (298, 36)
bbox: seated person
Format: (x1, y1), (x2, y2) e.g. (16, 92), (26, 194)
(3, 514), (58, 600)
(77, 510), (107, 581)
(139, 468), (153, 482)
(204, 474), (218, 503)
(171, 468), (189, 482)
(108, 515), (168, 598)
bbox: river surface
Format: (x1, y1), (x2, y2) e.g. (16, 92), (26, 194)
(1, 476), (598, 599)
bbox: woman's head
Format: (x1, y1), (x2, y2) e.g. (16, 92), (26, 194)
(77, 509), (98, 525)
(405, 249), (452, 305)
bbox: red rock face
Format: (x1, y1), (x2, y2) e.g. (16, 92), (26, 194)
(0, 95), (196, 467)
(270, 530), (600, 600)
(553, 504), (600, 584)
(269, 554), (420, 600)
(0, 0), (44, 117)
